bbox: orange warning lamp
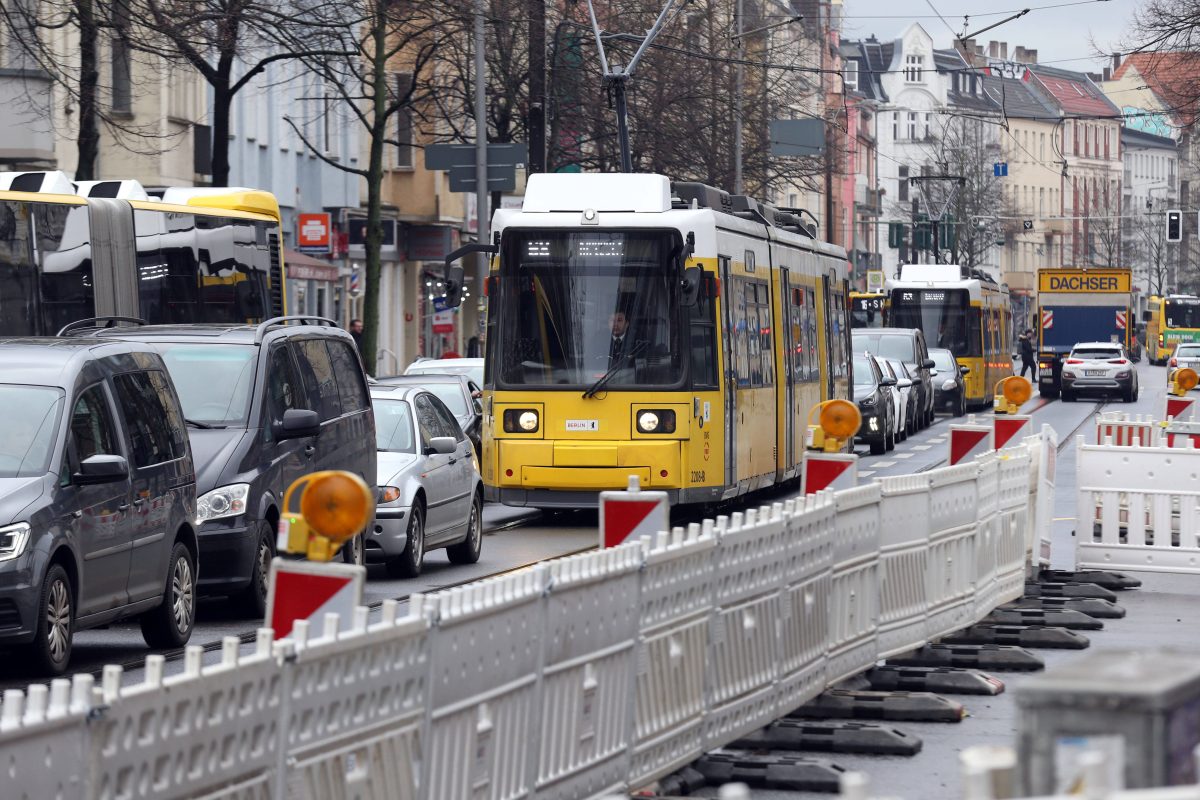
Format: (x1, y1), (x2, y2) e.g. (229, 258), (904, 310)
(1170, 367), (1199, 397)
(807, 399), (861, 452)
(994, 376), (1031, 415)
(280, 471), (373, 562)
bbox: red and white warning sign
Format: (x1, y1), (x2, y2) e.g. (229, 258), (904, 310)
(994, 415), (1032, 451)
(265, 559), (365, 639)
(599, 476), (670, 548)
(1095, 416), (1155, 446)
(1116, 310), (1127, 330)
(1165, 394), (1197, 423)
(1041, 309), (1054, 330)
(801, 452), (858, 494)
(948, 423), (993, 465)
(1165, 421), (1200, 449)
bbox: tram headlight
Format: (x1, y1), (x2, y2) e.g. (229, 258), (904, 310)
(636, 409), (676, 434)
(503, 408), (540, 433)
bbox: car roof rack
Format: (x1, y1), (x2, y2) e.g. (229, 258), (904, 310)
(254, 315), (338, 344)
(57, 316), (148, 337)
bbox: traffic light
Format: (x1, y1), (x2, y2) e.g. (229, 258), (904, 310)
(887, 222), (908, 249)
(1167, 209), (1183, 242)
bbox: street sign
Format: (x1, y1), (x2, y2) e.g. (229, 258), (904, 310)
(993, 162), (1008, 177)
(265, 558), (364, 639)
(448, 163), (517, 193)
(769, 119), (827, 157)
(866, 270), (885, 293)
(424, 142), (527, 170)
(598, 476), (669, 548)
(297, 212), (332, 253)
(801, 452), (858, 494)
(1023, 220), (1034, 230)
(431, 295), (455, 334)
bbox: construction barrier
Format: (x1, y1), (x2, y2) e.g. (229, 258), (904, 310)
(0, 442), (1044, 800)
(1096, 412), (1158, 447)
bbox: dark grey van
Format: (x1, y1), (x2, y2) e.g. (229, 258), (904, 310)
(852, 328), (936, 428)
(0, 339), (198, 674)
(71, 317), (377, 616)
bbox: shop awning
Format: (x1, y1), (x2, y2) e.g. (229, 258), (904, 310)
(284, 249), (340, 283)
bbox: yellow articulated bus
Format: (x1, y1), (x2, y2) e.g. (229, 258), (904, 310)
(455, 173), (850, 509)
(885, 264), (1011, 409)
(0, 170), (286, 335)
(1145, 294), (1200, 365)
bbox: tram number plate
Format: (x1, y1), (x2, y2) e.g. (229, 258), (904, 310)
(1086, 370), (1106, 376)
(565, 419), (599, 431)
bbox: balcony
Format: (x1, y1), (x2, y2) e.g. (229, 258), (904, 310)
(0, 69), (55, 166)
(855, 185), (884, 216)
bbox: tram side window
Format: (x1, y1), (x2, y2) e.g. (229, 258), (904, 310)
(689, 283), (718, 389)
(830, 290), (848, 378)
(789, 287), (807, 383)
(755, 282), (774, 386)
(733, 280), (751, 386)
(746, 282), (762, 385)
(805, 288), (818, 380)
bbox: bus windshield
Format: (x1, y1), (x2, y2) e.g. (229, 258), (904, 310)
(493, 231), (685, 389)
(1165, 299), (1200, 329)
(889, 288), (975, 355)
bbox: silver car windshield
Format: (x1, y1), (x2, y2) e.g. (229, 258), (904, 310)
(375, 399), (417, 454)
(0, 385), (63, 478)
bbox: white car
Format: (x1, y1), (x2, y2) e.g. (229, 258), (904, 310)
(878, 360), (908, 442)
(1061, 342), (1139, 403)
(1169, 344), (1200, 386)
(886, 358), (917, 438)
(405, 357), (484, 389)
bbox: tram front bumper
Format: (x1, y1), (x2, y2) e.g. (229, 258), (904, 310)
(487, 439), (683, 504)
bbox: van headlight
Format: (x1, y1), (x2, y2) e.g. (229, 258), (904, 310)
(197, 483), (251, 524)
(0, 523), (30, 562)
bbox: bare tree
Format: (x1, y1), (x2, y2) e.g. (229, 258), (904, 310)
(1126, 209), (1173, 295)
(283, 0), (455, 370)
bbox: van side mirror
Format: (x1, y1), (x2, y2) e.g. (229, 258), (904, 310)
(276, 408), (320, 440)
(680, 266), (703, 307)
(74, 454), (129, 485)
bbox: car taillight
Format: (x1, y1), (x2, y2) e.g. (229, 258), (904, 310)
(1171, 358), (1178, 367)
(1108, 359), (1128, 365)
(1066, 359), (1083, 364)
(1160, 334), (1165, 345)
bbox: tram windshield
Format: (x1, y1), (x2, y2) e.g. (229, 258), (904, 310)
(888, 288), (976, 355)
(851, 295), (885, 328)
(494, 230), (685, 389)
(1165, 298), (1200, 329)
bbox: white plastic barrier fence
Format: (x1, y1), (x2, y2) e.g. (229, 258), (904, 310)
(1096, 412), (1158, 447)
(1025, 425), (1058, 569)
(0, 443), (1045, 800)
(1075, 435), (1200, 575)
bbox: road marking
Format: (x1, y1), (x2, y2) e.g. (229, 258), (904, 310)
(911, 444), (932, 451)
(872, 460), (896, 468)
(859, 470), (876, 478)
(892, 452), (914, 459)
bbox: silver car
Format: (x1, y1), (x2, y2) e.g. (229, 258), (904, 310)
(404, 357), (484, 388)
(1061, 342), (1139, 402)
(1169, 343), (1200, 385)
(369, 385), (483, 577)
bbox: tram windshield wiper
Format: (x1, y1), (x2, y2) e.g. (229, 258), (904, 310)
(582, 340), (647, 398)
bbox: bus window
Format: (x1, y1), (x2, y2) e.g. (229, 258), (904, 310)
(890, 289), (977, 356)
(805, 288), (818, 380)
(755, 282), (773, 386)
(0, 202), (38, 335)
(0, 201), (94, 336)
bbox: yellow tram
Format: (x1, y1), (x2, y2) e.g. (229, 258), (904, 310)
(885, 264), (1011, 409)
(457, 173), (851, 508)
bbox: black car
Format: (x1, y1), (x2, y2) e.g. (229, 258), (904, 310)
(375, 373), (483, 457)
(65, 316), (377, 616)
(929, 348), (969, 416)
(0, 339), (198, 674)
(852, 328), (936, 429)
(853, 353), (897, 455)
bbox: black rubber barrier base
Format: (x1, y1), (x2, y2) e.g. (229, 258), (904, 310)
(1025, 580), (1118, 601)
(653, 765), (707, 796)
(693, 752), (849, 792)
(788, 689), (965, 722)
(733, 719), (923, 756)
(1005, 596), (1126, 619)
(941, 623), (1090, 649)
(865, 664), (1005, 695)
(888, 643), (1045, 671)
(1040, 569), (1142, 590)
(982, 607), (1104, 630)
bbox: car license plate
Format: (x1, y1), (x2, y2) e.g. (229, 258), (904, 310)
(565, 419), (599, 431)
(1086, 369), (1106, 376)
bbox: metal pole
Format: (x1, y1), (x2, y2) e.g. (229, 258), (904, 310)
(475, 0), (489, 287)
(614, 75), (632, 172)
(527, 0), (546, 173)
(733, 0), (743, 194)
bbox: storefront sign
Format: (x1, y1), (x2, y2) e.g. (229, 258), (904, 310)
(297, 213), (332, 253)
(288, 263), (339, 283)
(431, 295), (455, 334)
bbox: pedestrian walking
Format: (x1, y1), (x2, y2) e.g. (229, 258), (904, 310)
(348, 319), (364, 352)
(1019, 328), (1036, 380)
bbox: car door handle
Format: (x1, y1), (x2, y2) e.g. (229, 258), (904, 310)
(304, 445), (316, 457)
(132, 498), (146, 507)
(117, 503), (130, 512)
(448, 458), (457, 465)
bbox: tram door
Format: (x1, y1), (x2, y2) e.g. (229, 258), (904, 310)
(719, 255), (737, 491)
(780, 268), (796, 473)
(822, 275), (835, 397)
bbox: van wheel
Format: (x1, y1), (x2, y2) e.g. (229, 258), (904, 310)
(141, 542), (196, 648)
(386, 504), (425, 579)
(234, 522), (274, 618)
(26, 564), (73, 675)
(447, 493), (483, 565)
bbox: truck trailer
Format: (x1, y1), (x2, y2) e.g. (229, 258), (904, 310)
(1035, 268), (1134, 397)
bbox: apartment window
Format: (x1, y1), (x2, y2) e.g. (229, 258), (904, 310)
(1040, 132), (1045, 161)
(924, 113), (930, 140)
(904, 54), (924, 82)
(394, 73), (414, 168)
(1104, 128), (1110, 159)
(1073, 122), (1079, 155)
(907, 112), (917, 140)
(110, 2), (131, 112)
(899, 166), (909, 202)
(892, 112), (898, 140)
(844, 60), (858, 90)
(1039, 187), (1045, 219)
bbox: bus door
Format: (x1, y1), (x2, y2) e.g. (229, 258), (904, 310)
(779, 268), (796, 474)
(719, 255), (737, 492)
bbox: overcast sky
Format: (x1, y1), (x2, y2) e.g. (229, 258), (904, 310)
(838, 0), (1140, 72)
